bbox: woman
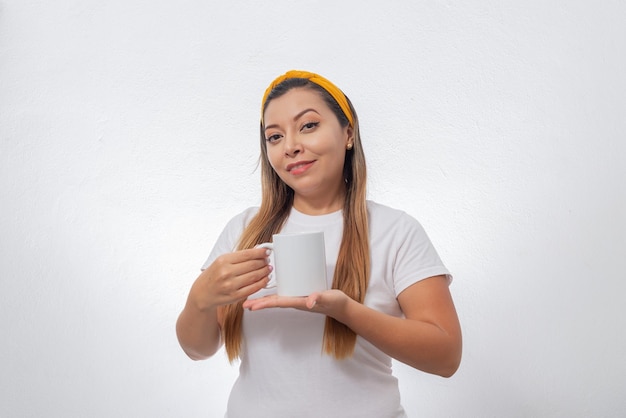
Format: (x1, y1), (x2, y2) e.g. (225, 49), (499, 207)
(176, 70), (462, 417)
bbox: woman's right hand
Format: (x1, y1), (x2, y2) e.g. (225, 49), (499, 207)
(188, 247), (272, 312)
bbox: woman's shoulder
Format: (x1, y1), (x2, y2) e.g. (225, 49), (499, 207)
(367, 200), (415, 222)
(225, 206), (260, 230)
(366, 200), (427, 234)
(366, 200), (403, 216)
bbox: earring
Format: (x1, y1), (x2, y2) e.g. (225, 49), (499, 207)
(347, 143), (353, 150)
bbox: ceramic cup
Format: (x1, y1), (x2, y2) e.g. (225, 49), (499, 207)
(257, 231), (327, 296)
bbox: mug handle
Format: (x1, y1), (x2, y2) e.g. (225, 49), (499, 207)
(255, 243), (276, 289)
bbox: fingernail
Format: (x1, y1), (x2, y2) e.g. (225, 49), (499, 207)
(268, 265), (273, 272)
(265, 249), (271, 256)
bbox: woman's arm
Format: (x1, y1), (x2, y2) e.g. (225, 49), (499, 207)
(335, 275), (461, 376)
(176, 248), (272, 360)
(243, 274), (461, 377)
(176, 297), (223, 361)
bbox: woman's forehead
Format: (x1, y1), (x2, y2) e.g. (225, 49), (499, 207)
(263, 88), (328, 122)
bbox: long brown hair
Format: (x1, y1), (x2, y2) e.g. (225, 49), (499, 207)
(220, 77), (370, 362)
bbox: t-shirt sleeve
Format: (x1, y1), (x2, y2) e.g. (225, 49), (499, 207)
(392, 213), (452, 296)
(200, 208), (258, 271)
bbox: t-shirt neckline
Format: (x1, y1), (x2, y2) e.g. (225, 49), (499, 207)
(289, 206), (343, 227)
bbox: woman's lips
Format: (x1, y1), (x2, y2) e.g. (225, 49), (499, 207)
(286, 160), (315, 175)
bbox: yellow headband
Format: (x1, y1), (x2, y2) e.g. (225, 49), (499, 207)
(261, 70), (354, 127)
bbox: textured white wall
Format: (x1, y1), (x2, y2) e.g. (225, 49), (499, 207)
(2, 1), (625, 417)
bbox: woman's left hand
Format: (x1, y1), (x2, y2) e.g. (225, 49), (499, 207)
(242, 289), (349, 318)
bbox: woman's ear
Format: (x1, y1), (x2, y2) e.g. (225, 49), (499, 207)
(345, 125), (354, 146)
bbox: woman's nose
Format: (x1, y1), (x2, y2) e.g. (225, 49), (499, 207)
(283, 133), (303, 157)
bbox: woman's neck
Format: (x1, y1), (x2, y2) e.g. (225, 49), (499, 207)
(292, 190), (345, 215)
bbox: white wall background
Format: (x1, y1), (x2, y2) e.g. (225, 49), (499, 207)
(2, 1), (625, 417)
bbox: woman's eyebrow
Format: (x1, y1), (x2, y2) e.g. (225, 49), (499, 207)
(264, 108), (320, 131)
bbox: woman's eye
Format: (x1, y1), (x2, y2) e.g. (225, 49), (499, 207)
(302, 122), (319, 131)
(265, 134), (281, 143)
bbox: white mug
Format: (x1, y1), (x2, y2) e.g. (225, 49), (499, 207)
(257, 231), (327, 296)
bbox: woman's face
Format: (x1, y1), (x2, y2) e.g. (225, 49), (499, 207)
(263, 87), (352, 212)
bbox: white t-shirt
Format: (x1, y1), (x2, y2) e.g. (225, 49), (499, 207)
(202, 201), (451, 418)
